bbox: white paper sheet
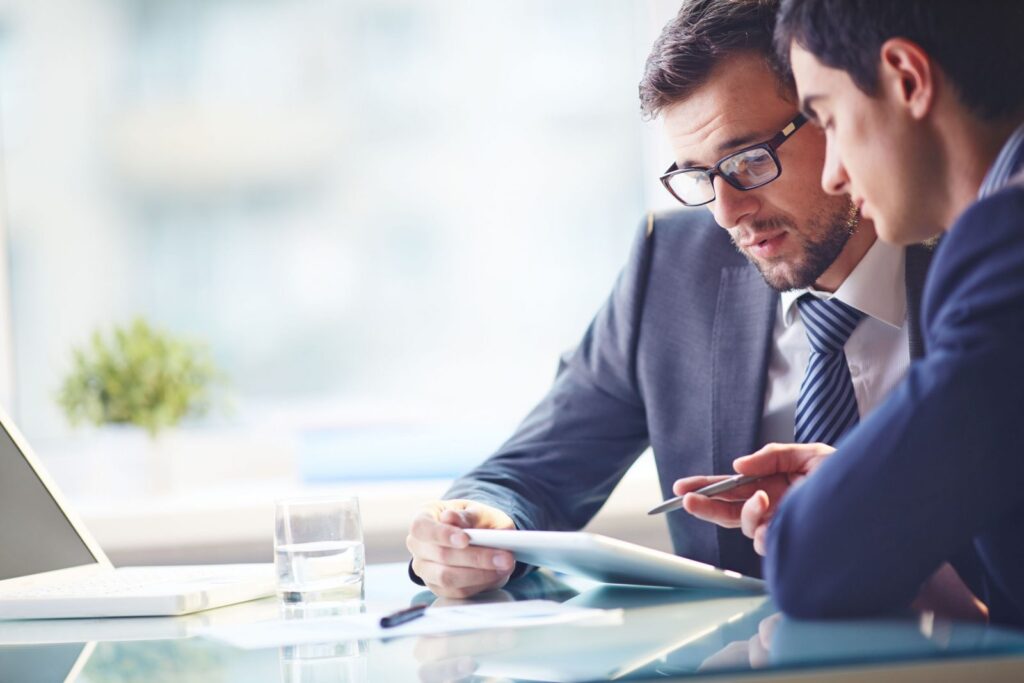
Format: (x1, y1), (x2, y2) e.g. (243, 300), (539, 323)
(200, 600), (622, 650)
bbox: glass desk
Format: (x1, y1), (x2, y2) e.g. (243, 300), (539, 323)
(3, 562), (1024, 682)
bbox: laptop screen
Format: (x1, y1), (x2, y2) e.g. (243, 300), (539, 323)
(0, 422), (98, 581)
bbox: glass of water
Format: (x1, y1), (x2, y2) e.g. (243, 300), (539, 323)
(275, 496), (365, 604)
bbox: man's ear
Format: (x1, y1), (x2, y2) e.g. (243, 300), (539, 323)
(878, 38), (935, 120)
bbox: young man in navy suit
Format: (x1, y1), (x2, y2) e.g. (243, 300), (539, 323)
(679, 0), (1024, 624)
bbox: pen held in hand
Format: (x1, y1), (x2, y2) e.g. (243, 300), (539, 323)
(647, 474), (765, 515)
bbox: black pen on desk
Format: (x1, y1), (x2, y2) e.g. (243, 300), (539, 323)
(380, 603), (429, 629)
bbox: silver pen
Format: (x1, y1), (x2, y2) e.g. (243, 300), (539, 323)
(647, 474), (764, 515)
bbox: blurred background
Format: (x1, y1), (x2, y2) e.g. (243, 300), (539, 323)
(0, 0), (684, 565)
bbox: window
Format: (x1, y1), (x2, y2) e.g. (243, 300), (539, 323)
(0, 0), (679, 493)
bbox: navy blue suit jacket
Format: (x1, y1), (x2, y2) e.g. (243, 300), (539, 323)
(766, 185), (1024, 626)
(440, 210), (930, 580)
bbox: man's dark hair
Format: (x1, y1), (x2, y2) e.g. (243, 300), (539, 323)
(639, 0), (793, 120)
(775, 0), (1024, 121)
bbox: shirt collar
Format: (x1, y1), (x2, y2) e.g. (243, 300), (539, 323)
(979, 121), (1024, 199)
(780, 238), (906, 330)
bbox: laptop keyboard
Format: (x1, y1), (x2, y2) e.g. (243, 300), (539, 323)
(0, 566), (245, 600)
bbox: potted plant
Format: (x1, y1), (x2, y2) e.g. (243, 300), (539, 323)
(58, 318), (222, 492)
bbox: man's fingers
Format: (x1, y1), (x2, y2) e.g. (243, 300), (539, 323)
(675, 475), (761, 501)
(672, 475), (732, 497)
(752, 524), (769, 557)
(732, 445), (790, 477)
(410, 512), (474, 548)
(412, 558), (512, 596)
(407, 534), (515, 572)
(681, 494), (744, 528)
(674, 475), (782, 502)
(749, 475), (796, 504)
(408, 502), (517, 598)
(740, 490), (771, 541)
(733, 442), (834, 477)
(439, 507), (479, 529)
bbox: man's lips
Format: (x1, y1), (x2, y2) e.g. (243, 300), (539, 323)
(852, 196), (870, 219)
(739, 231), (786, 249)
(742, 231), (789, 258)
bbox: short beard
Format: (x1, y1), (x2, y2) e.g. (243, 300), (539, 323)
(742, 200), (860, 292)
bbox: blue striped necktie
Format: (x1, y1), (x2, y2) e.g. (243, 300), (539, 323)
(795, 294), (866, 445)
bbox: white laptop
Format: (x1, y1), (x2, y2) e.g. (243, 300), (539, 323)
(0, 405), (275, 620)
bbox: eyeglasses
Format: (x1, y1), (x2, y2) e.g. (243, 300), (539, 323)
(659, 113), (808, 207)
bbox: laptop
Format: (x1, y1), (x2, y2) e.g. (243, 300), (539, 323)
(0, 405), (276, 619)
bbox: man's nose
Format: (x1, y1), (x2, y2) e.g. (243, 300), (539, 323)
(709, 177), (759, 229)
(821, 141), (849, 196)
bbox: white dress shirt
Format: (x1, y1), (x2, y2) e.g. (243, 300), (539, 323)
(759, 238), (910, 445)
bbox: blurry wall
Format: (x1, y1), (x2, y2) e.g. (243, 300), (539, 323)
(0, 0), (682, 482)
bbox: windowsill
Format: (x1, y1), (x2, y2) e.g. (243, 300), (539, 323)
(70, 454), (671, 567)
(35, 422), (670, 566)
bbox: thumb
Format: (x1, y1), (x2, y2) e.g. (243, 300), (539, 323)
(743, 489), (770, 517)
(439, 507), (476, 528)
(740, 490), (771, 541)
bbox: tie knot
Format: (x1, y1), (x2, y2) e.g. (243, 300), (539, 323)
(797, 294), (864, 353)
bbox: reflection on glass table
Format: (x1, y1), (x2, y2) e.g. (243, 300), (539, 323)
(0, 642), (94, 683)
(453, 586), (770, 681)
(409, 574), (1024, 682)
(2, 563), (1024, 683)
(278, 601), (368, 683)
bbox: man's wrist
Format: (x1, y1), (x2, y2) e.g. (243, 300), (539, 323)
(406, 558), (534, 587)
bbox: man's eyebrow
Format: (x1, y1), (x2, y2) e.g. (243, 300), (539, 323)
(679, 130), (775, 169)
(800, 94), (823, 122)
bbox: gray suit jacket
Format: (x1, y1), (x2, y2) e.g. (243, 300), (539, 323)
(444, 209), (931, 578)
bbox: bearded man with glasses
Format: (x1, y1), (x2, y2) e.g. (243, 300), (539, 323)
(405, 0), (952, 608)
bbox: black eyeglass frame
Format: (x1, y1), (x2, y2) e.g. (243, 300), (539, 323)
(659, 113), (808, 207)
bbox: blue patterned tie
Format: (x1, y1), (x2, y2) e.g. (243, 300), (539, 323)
(795, 295), (865, 445)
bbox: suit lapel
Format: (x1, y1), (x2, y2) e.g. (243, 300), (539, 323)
(904, 243), (935, 360)
(711, 265), (777, 471)
(710, 265), (776, 575)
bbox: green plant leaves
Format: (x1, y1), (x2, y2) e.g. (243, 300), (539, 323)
(57, 318), (223, 437)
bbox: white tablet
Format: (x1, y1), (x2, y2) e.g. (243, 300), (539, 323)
(466, 530), (765, 592)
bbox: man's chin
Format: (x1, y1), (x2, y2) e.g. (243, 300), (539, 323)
(875, 215), (941, 247)
(751, 260), (813, 292)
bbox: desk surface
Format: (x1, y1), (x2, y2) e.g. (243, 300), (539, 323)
(3, 563), (1024, 683)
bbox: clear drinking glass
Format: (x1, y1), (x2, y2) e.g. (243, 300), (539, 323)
(274, 496), (365, 604)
